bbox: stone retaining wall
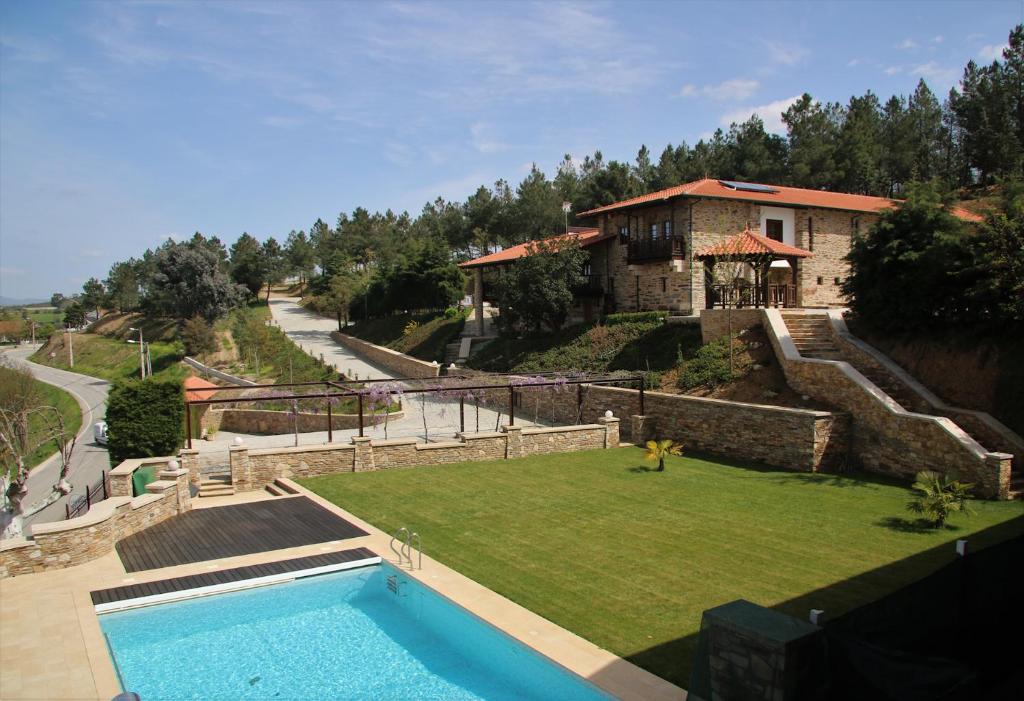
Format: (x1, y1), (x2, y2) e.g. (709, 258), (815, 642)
(231, 419), (619, 490)
(208, 407), (403, 435)
(330, 331), (440, 378)
(763, 309), (1012, 498)
(699, 309), (764, 344)
(0, 465), (191, 578)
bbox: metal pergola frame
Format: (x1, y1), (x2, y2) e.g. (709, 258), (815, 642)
(183, 372), (646, 449)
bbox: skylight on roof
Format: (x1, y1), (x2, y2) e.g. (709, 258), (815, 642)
(718, 180), (779, 194)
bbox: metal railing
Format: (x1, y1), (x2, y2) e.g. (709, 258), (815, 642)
(66, 471), (108, 519)
(627, 236), (685, 262)
(390, 527), (422, 570)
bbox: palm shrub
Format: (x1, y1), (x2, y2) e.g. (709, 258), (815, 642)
(644, 439), (683, 472)
(906, 470), (974, 528)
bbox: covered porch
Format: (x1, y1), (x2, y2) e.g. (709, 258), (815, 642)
(696, 228), (813, 309)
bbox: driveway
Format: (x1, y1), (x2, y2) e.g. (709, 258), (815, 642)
(3, 345), (110, 525)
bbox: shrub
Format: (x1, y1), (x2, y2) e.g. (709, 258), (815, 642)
(677, 336), (750, 390)
(604, 311), (667, 326)
(906, 470), (974, 528)
(106, 378), (185, 465)
(181, 315), (218, 356)
(403, 319), (420, 337)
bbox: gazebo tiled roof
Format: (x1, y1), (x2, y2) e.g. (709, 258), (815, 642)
(183, 376), (221, 402)
(695, 229), (813, 259)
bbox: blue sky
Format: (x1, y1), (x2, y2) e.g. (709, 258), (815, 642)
(0, 0), (1019, 300)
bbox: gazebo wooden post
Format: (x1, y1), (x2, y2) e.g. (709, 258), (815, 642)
(704, 258), (716, 309)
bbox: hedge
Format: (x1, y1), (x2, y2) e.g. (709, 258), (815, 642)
(107, 378), (185, 465)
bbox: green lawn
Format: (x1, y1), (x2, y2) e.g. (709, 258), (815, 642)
(25, 379), (83, 470)
(301, 447), (1024, 688)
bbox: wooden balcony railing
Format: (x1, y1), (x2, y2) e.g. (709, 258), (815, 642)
(708, 283), (798, 308)
(627, 236), (685, 263)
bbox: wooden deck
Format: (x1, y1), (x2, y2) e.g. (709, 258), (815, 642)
(92, 547), (378, 605)
(115, 496), (369, 572)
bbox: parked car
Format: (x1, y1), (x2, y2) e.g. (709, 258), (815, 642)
(93, 421), (108, 445)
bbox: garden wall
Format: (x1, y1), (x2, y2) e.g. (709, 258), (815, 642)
(229, 418), (619, 490)
(699, 309), (764, 344)
(330, 331), (440, 378)
(206, 407), (404, 435)
(0, 465), (191, 578)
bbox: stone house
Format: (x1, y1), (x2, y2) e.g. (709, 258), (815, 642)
(460, 178), (982, 332)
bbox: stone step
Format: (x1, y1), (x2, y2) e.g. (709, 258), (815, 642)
(200, 475), (231, 485)
(198, 484), (236, 497)
(265, 483), (285, 496)
(273, 478), (300, 494)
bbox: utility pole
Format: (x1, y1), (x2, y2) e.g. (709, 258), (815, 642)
(562, 201), (572, 235)
(66, 327), (74, 367)
(129, 327), (145, 379)
(146, 343), (153, 377)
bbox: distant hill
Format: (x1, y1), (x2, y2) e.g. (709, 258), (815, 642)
(0, 296), (47, 307)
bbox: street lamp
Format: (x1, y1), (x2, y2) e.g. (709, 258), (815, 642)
(127, 327), (145, 378)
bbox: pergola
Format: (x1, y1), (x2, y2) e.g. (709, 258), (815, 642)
(696, 228), (813, 309)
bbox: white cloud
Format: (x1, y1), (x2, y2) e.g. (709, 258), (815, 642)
(883, 66), (902, 75)
(721, 95), (802, 134)
(932, 35), (944, 44)
(911, 61), (958, 84)
(762, 40), (807, 65)
(469, 122), (510, 154)
(847, 58), (862, 67)
(979, 44), (1008, 62)
(897, 38), (918, 50)
(680, 78), (759, 101)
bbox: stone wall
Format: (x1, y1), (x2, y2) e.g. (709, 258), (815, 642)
(209, 407), (403, 435)
(763, 309), (1012, 497)
(231, 418), (620, 490)
(0, 465), (191, 578)
(330, 331), (440, 378)
(794, 208), (878, 308)
(699, 308), (764, 343)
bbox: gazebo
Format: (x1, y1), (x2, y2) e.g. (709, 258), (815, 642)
(695, 228), (813, 308)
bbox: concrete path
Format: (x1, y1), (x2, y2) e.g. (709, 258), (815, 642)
(3, 345), (110, 525)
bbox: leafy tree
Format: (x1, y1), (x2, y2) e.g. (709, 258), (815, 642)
(106, 378), (185, 465)
(319, 269), (366, 330)
(49, 293), (66, 309)
(966, 180), (1024, 327)
(842, 183), (973, 332)
(644, 439), (683, 472)
(495, 238), (586, 332)
(80, 277), (106, 320)
(906, 470), (974, 528)
(181, 315), (218, 357)
(835, 92), (884, 194)
(906, 80), (945, 181)
(634, 145), (658, 190)
(728, 116), (788, 183)
(285, 230), (315, 286)
(149, 238), (246, 320)
(514, 165), (564, 243)
(63, 303), (86, 328)
(105, 259), (141, 313)
(230, 233), (268, 300)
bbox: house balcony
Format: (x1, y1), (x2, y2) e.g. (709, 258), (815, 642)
(627, 236), (685, 263)
(574, 274), (606, 297)
(709, 283), (798, 308)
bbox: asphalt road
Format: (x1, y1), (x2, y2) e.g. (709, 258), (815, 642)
(4, 344), (110, 526)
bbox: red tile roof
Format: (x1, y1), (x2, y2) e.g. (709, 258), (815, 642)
(696, 229), (813, 259)
(184, 376), (221, 402)
(458, 227), (612, 268)
(578, 177), (984, 223)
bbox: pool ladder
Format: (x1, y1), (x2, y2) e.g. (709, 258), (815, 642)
(390, 527), (423, 570)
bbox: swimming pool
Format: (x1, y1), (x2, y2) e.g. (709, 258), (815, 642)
(99, 563), (612, 700)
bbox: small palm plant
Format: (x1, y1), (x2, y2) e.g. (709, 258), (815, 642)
(644, 439), (683, 472)
(906, 470), (974, 528)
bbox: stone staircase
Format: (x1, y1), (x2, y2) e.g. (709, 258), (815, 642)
(198, 465), (235, 498)
(265, 478), (301, 497)
(779, 312), (842, 360)
(444, 340), (461, 365)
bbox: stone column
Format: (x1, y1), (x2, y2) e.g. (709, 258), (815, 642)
(108, 473), (133, 498)
(158, 465), (192, 514)
(986, 452), (1013, 500)
(178, 448), (201, 486)
(352, 436), (375, 472)
(689, 599), (824, 701)
(229, 445), (251, 491)
(473, 267), (485, 336)
(501, 425), (522, 459)
(597, 416), (620, 449)
(630, 415), (647, 444)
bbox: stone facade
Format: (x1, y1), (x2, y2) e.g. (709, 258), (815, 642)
(330, 331), (440, 378)
(0, 465), (191, 578)
(583, 198), (878, 313)
(230, 420), (620, 490)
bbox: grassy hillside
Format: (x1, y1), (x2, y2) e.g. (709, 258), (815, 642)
(467, 315), (702, 378)
(344, 310), (468, 363)
(31, 332), (186, 382)
(25, 378), (83, 470)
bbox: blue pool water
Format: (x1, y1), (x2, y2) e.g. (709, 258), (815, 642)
(99, 564), (611, 700)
